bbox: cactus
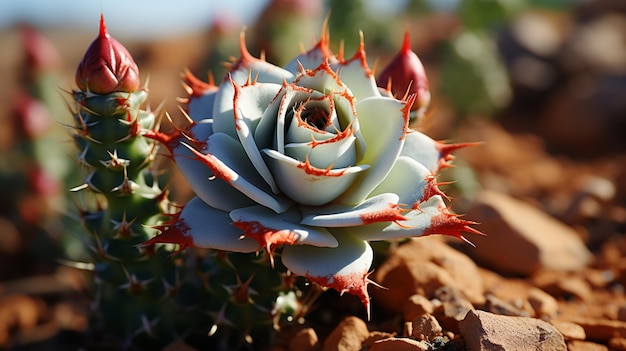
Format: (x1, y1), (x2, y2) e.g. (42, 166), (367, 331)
(70, 14), (179, 347)
(68, 15), (302, 350)
(0, 26), (71, 281)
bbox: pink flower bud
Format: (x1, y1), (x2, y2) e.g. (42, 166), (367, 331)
(21, 24), (62, 71)
(15, 92), (51, 139)
(75, 15), (139, 94)
(377, 32), (430, 117)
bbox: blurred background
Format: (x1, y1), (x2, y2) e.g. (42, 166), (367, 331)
(0, 0), (625, 349)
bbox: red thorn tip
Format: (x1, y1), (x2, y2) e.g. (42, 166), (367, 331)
(436, 141), (483, 159)
(359, 204), (407, 225)
(233, 274), (255, 304)
(143, 220), (194, 253)
(99, 14), (109, 39)
(233, 220), (298, 255)
(182, 69), (218, 97)
(143, 130), (178, 152)
(402, 31), (411, 54)
(423, 208), (481, 242)
(310, 272), (371, 319)
(421, 176), (449, 202)
(314, 14), (333, 59)
(239, 31), (257, 65)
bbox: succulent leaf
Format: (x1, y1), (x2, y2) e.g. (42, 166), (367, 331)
(146, 197), (259, 252)
(281, 234), (373, 313)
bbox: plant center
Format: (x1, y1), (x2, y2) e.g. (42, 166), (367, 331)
(301, 106), (330, 130)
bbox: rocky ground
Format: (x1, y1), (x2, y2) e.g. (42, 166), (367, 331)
(2, 120), (626, 350)
(2, 112), (625, 351)
(255, 117), (626, 351)
(1, 3), (626, 350)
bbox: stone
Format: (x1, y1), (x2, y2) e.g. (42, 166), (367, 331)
(403, 321), (413, 337)
(425, 240), (485, 305)
(527, 287), (559, 318)
(368, 338), (429, 351)
(618, 305), (626, 322)
(0, 294), (44, 330)
(372, 238), (485, 313)
(411, 314), (443, 341)
(584, 269), (613, 290)
(403, 294), (434, 321)
(551, 321), (586, 340)
(363, 331), (394, 348)
(609, 337), (626, 351)
(432, 286), (474, 333)
(465, 190), (593, 276)
(533, 271), (593, 301)
(567, 340), (608, 351)
(289, 327), (318, 351)
(321, 316), (369, 351)
(478, 268), (536, 316)
(483, 293), (530, 317)
(373, 260), (456, 313)
(572, 318), (626, 343)
(459, 310), (567, 351)
(434, 287), (475, 321)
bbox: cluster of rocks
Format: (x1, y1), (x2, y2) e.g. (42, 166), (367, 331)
(269, 185), (625, 351)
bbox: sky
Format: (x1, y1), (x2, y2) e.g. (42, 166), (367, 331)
(0, 0), (416, 40)
(0, 0), (271, 39)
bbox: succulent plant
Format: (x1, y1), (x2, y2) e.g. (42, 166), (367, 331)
(146, 23), (479, 319)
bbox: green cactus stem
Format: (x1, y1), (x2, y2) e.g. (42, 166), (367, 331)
(68, 15), (301, 350)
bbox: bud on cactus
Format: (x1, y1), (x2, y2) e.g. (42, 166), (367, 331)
(377, 31), (431, 121)
(75, 15), (139, 94)
(21, 24), (62, 72)
(15, 92), (52, 139)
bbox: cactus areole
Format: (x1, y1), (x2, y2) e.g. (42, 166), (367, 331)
(75, 15), (139, 94)
(144, 25), (479, 316)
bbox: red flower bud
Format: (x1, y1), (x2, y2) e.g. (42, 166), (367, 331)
(15, 92), (52, 139)
(21, 24), (62, 71)
(377, 32), (430, 117)
(75, 14), (140, 94)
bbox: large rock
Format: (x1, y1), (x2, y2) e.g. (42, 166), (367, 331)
(465, 190), (592, 275)
(459, 310), (567, 351)
(372, 238), (484, 313)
